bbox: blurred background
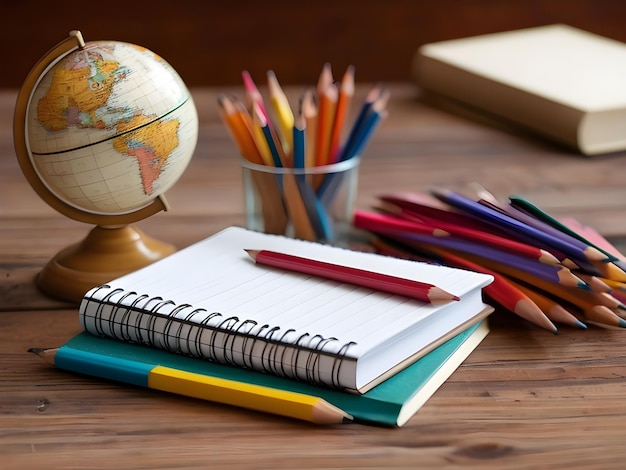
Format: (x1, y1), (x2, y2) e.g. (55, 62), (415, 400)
(3, 0), (626, 89)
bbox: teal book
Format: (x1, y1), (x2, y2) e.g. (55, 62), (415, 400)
(51, 320), (488, 427)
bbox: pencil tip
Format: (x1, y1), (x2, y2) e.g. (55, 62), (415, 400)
(575, 320), (588, 329)
(244, 249), (258, 260)
(27, 347), (44, 355)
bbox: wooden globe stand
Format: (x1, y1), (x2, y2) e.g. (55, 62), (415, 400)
(37, 225), (175, 303)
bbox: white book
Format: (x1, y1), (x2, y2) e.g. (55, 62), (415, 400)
(79, 226), (493, 393)
(413, 24), (626, 155)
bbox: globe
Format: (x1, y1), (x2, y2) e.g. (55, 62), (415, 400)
(13, 31), (199, 303)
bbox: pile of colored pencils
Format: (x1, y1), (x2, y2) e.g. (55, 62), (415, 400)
(353, 185), (626, 333)
(218, 64), (388, 170)
(217, 65), (388, 242)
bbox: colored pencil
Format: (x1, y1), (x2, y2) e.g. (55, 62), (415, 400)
(524, 283), (626, 328)
(282, 173), (317, 241)
(217, 95), (264, 165)
(29, 347), (351, 425)
(253, 102), (283, 168)
(316, 62), (333, 102)
(315, 83), (338, 166)
(341, 89), (388, 161)
(505, 278), (587, 329)
(379, 192), (510, 237)
(478, 196), (612, 269)
(301, 88), (318, 168)
(384, 230), (588, 290)
(575, 273), (613, 293)
(472, 255), (626, 312)
(328, 65), (355, 163)
(219, 96), (288, 235)
(421, 246), (557, 333)
(242, 70), (272, 124)
(245, 249), (460, 303)
(509, 194), (621, 262)
(340, 86), (380, 162)
(354, 209), (561, 266)
(452, 244), (586, 289)
(267, 70), (294, 155)
(430, 187), (610, 265)
(292, 111), (306, 169)
(292, 112), (333, 240)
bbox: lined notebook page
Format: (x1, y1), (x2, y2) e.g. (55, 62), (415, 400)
(80, 226), (492, 391)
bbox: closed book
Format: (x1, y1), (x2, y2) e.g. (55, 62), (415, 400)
(78, 226), (493, 393)
(413, 24), (626, 155)
(54, 320), (489, 427)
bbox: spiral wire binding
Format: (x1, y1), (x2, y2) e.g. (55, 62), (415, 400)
(80, 285), (358, 389)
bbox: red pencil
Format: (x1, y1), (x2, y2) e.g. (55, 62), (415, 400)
(422, 245), (558, 333)
(354, 209), (561, 266)
(245, 249), (460, 303)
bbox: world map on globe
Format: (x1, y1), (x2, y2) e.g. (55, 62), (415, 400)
(26, 40), (198, 216)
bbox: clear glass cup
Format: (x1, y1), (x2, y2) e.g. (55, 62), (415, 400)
(241, 157), (360, 244)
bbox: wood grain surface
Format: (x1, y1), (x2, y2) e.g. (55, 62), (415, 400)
(3, 84), (626, 469)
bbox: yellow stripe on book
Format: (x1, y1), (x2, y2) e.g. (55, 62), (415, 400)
(148, 366), (351, 424)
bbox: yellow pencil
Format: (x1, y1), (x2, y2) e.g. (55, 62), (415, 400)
(267, 70), (294, 155)
(30, 347), (352, 425)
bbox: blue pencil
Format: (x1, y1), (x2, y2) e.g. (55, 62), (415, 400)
(339, 85), (380, 161)
(339, 89), (388, 162)
(431, 188), (610, 265)
(393, 231), (589, 289)
(254, 102), (283, 168)
(292, 113), (333, 240)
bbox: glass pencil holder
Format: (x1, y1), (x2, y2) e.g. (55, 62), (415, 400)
(241, 157), (361, 244)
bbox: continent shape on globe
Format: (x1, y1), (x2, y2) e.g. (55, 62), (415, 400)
(27, 41), (198, 216)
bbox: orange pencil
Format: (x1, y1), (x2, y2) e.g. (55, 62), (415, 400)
(315, 83), (338, 166)
(545, 287), (626, 328)
(316, 62), (333, 103)
(483, 258), (626, 312)
(581, 305), (626, 329)
(506, 277), (587, 329)
(217, 95), (264, 165)
(328, 65), (355, 163)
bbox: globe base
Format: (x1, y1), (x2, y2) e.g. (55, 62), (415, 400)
(37, 225), (176, 304)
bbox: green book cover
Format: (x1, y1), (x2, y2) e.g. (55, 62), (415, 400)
(58, 320), (488, 427)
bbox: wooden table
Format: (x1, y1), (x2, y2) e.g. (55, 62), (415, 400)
(3, 84), (626, 469)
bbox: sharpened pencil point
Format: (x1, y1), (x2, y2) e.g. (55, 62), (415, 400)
(575, 319), (588, 329)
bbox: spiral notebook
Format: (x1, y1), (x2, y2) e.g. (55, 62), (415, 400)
(79, 226), (493, 393)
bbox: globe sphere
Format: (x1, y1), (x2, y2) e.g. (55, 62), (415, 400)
(23, 36), (198, 217)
